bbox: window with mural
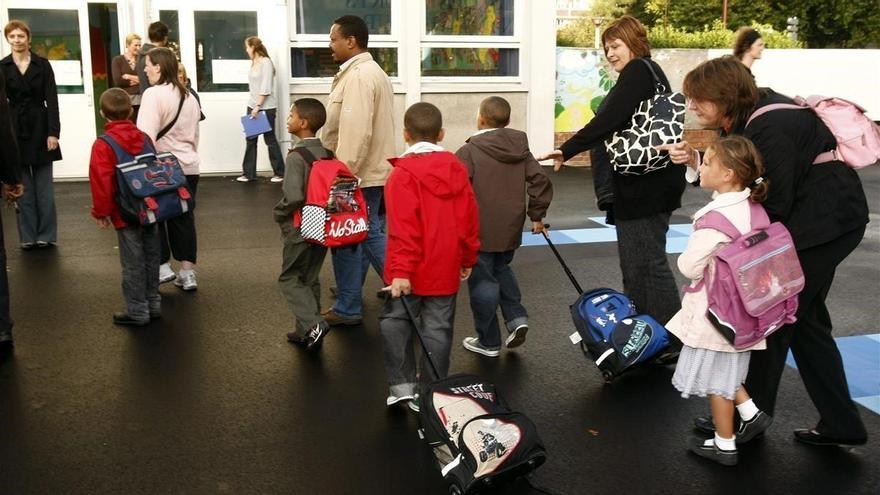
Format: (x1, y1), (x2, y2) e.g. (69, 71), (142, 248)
(294, 0), (392, 35)
(194, 11), (257, 92)
(425, 0), (514, 36)
(421, 47), (517, 77)
(8, 9), (84, 93)
(291, 47), (397, 77)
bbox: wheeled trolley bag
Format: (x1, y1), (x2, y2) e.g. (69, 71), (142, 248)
(400, 299), (547, 494)
(541, 230), (672, 383)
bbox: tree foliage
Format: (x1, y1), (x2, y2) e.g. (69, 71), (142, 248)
(557, 0), (880, 48)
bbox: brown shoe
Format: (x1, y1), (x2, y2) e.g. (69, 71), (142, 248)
(321, 308), (362, 326)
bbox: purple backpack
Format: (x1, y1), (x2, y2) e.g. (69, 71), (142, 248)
(689, 202), (805, 349)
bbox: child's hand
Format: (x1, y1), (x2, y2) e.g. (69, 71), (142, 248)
(531, 221), (547, 235)
(96, 217), (112, 229)
(390, 278), (411, 298)
(460, 267), (472, 281)
(536, 149), (564, 171)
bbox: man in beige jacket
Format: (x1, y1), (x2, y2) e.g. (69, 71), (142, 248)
(321, 15), (395, 326)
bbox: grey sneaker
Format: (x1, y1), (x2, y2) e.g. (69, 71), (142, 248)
(174, 270), (198, 291)
(305, 321), (330, 350)
(386, 393), (415, 407)
(505, 324), (529, 348)
(736, 411), (772, 443)
(462, 337), (500, 357)
(688, 437), (737, 466)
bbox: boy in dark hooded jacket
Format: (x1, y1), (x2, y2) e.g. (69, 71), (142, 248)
(455, 96), (553, 357)
(379, 102), (480, 412)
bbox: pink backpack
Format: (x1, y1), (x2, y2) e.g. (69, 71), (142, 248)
(688, 202), (805, 350)
(747, 95), (880, 169)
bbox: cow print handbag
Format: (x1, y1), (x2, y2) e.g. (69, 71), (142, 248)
(605, 58), (686, 176)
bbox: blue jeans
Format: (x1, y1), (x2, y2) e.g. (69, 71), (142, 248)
(331, 186), (386, 318)
(467, 250), (529, 348)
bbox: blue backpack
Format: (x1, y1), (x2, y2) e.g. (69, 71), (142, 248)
(99, 135), (193, 226)
(570, 288), (671, 381)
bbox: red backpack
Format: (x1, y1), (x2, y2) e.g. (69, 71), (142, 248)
(291, 147), (369, 248)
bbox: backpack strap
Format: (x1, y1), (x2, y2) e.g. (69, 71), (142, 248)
(156, 92), (186, 141)
(695, 210), (741, 240)
(745, 103), (808, 128)
(291, 146), (334, 165)
(98, 135), (133, 164)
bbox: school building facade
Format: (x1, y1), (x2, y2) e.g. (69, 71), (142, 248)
(0, 0), (556, 179)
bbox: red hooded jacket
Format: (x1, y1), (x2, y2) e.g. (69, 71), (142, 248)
(384, 151), (480, 296)
(88, 120), (150, 229)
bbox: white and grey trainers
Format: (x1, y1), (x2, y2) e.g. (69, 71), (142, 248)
(386, 393), (415, 407)
(462, 337), (500, 357)
(159, 263), (176, 284)
(174, 270), (198, 291)
(270, 176), (284, 183)
(235, 175), (250, 183)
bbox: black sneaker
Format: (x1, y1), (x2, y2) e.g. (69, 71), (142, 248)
(286, 330), (309, 345)
(687, 437), (738, 466)
(305, 321), (330, 350)
(112, 312), (150, 327)
(736, 411), (772, 443)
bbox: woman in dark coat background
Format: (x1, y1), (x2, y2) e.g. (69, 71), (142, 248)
(538, 15), (686, 341)
(1, 20), (61, 250)
(666, 56), (869, 446)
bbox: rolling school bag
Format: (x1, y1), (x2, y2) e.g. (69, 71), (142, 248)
(399, 299), (547, 494)
(290, 147), (369, 248)
(689, 201), (804, 350)
(541, 230), (671, 383)
(99, 135), (193, 226)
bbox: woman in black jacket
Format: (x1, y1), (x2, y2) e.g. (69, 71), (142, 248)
(667, 56), (869, 446)
(1, 20), (61, 250)
(539, 15), (686, 331)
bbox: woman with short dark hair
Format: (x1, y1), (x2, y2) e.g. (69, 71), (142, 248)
(539, 15), (686, 338)
(1, 20), (61, 250)
(667, 56), (869, 447)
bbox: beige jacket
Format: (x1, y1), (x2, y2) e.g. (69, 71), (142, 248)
(666, 189), (766, 352)
(321, 52), (395, 188)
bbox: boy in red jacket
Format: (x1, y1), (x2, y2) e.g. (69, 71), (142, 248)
(380, 102), (480, 412)
(88, 88), (161, 326)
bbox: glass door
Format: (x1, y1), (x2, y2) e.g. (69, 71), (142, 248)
(2, 0), (124, 178)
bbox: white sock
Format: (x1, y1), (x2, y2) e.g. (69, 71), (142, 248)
(736, 399), (759, 422)
(178, 268), (193, 276)
(714, 433), (736, 451)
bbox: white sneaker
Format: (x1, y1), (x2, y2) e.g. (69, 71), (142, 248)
(386, 393), (414, 406)
(159, 263), (176, 284)
(270, 176), (284, 183)
(462, 336), (500, 357)
(235, 175), (250, 183)
(174, 270), (198, 291)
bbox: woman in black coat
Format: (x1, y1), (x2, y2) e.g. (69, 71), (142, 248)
(1, 20), (61, 250)
(667, 56), (869, 446)
(539, 15), (686, 333)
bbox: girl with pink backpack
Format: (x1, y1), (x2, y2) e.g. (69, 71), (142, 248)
(666, 136), (774, 467)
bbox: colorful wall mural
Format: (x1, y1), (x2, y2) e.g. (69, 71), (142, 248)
(555, 48), (615, 132)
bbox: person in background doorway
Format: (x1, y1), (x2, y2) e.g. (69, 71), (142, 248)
(1, 20), (61, 250)
(237, 36), (285, 183)
(137, 21), (168, 94)
(733, 27), (764, 70)
(111, 33), (143, 121)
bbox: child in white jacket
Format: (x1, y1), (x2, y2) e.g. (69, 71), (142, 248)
(667, 136), (772, 466)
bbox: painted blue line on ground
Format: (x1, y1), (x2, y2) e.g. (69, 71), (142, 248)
(521, 220), (694, 253)
(785, 334), (880, 415)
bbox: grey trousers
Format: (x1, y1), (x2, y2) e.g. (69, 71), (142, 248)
(17, 163), (57, 244)
(117, 225), (161, 320)
(379, 294), (456, 398)
(615, 212), (681, 325)
(278, 233), (327, 337)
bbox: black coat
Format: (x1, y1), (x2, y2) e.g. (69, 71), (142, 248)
(559, 57), (685, 220)
(734, 90), (869, 250)
(0, 75), (22, 184)
(0, 52), (62, 164)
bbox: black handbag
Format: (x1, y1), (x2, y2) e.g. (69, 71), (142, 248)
(605, 58), (686, 176)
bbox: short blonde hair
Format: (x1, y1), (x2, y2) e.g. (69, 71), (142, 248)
(125, 33), (142, 47)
